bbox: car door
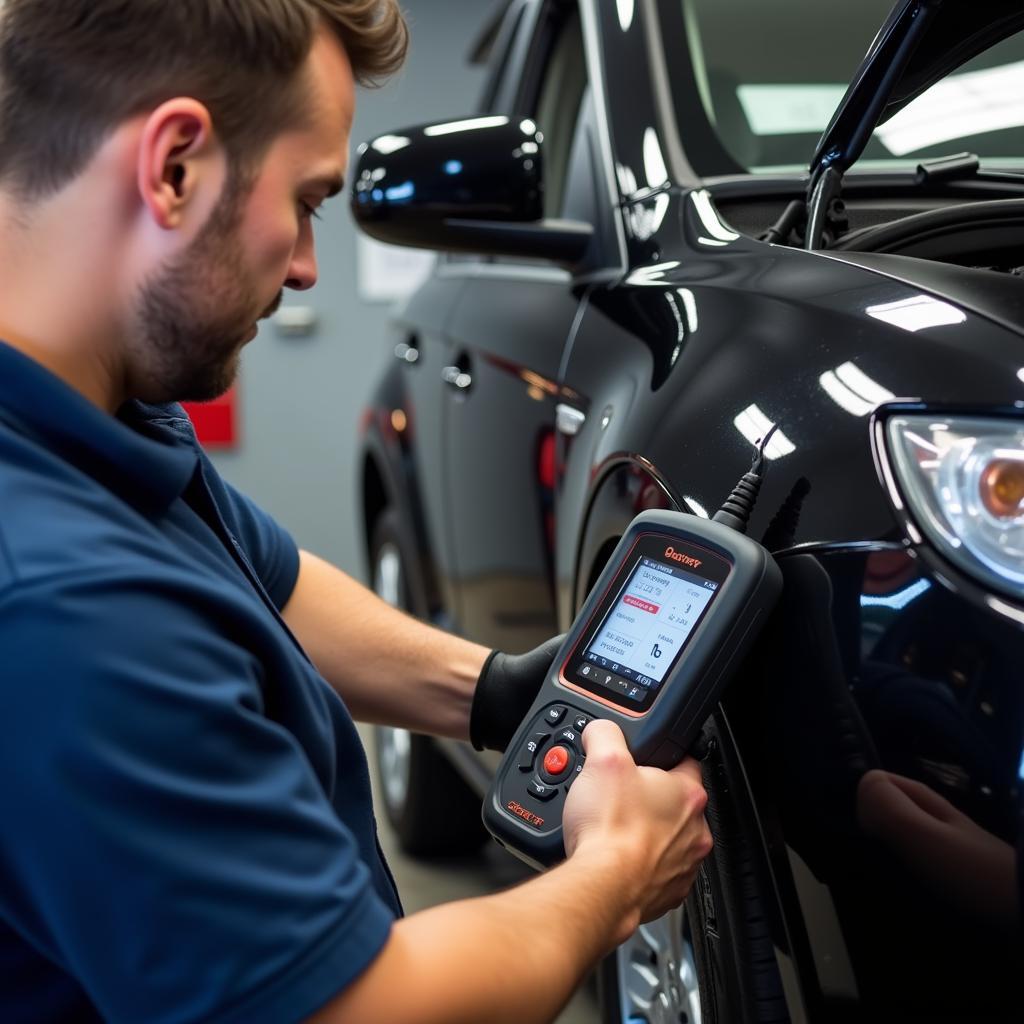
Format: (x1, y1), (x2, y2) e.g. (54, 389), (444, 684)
(441, 1), (611, 654)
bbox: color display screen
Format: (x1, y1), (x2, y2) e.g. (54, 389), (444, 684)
(564, 533), (731, 713)
(583, 557), (718, 687)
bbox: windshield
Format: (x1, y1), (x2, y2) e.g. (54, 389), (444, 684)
(674, 0), (1024, 174)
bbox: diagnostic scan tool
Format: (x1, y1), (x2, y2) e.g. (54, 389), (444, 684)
(484, 440), (784, 868)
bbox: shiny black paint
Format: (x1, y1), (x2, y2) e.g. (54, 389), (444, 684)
(352, 118), (594, 265)
(356, 0), (1024, 1018)
(353, 118), (543, 239)
(739, 545), (1024, 1020)
(438, 268), (574, 650)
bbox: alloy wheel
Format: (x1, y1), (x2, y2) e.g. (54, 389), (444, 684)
(617, 903), (702, 1024)
(373, 541), (413, 815)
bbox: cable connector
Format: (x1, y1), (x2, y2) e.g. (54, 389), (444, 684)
(711, 425), (778, 534)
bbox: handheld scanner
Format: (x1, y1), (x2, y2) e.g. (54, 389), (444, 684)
(483, 509), (782, 869)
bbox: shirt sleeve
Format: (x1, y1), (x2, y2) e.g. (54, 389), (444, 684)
(207, 469), (301, 611)
(0, 570), (393, 1024)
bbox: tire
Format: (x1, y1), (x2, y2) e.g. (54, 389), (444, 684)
(369, 509), (487, 858)
(599, 717), (788, 1024)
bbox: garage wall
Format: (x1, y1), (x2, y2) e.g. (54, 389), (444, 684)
(208, 0), (488, 578)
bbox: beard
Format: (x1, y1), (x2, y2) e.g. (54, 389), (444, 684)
(129, 186), (282, 405)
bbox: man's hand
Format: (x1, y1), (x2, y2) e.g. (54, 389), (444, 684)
(857, 768), (1018, 929)
(470, 635), (565, 751)
(319, 718), (714, 1024)
(564, 719), (713, 944)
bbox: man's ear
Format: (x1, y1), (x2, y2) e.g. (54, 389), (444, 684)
(137, 99), (223, 231)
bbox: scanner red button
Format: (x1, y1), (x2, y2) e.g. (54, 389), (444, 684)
(543, 746), (570, 776)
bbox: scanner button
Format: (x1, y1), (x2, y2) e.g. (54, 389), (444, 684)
(518, 733), (549, 772)
(527, 778), (557, 801)
(556, 727), (581, 751)
(542, 746), (570, 777)
(565, 757), (586, 792)
(572, 714), (589, 733)
(544, 705), (567, 726)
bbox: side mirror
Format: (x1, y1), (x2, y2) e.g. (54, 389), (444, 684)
(351, 115), (593, 266)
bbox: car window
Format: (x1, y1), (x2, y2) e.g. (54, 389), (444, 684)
(673, 0), (1024, 173)
(560, 85), (600, 228)
(479, 0), (529, 114)
(533, 7), (586, 218)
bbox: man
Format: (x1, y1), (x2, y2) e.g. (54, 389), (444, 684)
(0, 2), (713, 1022)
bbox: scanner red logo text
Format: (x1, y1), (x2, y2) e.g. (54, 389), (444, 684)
(507, 801), (544, 828)
(664, 546), (702, 569)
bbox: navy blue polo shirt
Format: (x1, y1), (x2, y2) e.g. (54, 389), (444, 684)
(0, 341), (400, 1023)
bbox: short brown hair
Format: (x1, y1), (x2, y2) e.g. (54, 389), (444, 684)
(0, 0), (407, 201)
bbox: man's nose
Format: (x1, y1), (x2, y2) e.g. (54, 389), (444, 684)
(286, 236), (318, 291)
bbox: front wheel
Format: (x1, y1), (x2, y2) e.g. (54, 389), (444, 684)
(599, 716), (788, 1024)
(370, 509), (486, 858)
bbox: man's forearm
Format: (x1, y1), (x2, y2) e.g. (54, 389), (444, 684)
(309, 844), (639, 1024)
(281, 549), (490, 739)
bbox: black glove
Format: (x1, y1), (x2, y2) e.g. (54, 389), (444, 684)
(470, 635), (565, 752)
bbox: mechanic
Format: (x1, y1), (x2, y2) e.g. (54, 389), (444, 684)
(0, 2), (713, 1022)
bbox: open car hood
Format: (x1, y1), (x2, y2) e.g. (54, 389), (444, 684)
(809, 0), (1024, 182)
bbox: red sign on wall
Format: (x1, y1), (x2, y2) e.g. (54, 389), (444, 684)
(181, 387), (239, 449)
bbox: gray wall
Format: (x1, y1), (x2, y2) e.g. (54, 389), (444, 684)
(209, 0), (488, 579)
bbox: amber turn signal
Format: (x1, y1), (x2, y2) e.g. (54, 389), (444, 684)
(980, 457), (1024, 519)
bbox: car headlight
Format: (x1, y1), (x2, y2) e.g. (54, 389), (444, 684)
(882, 414), (1024, 598)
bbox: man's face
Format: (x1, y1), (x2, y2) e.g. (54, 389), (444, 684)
(130, 28), (354, 404)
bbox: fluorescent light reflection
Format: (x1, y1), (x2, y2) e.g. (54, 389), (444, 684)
(876, 60), (1024, 156)
(866, 295), (967, 332)
(626, 260), (681, 285)
(371, 134), (411, 155)
(733, 405), (795, 460)
(819, 361), (894, 416)
(691, 189), (739, 245)
(684, 497), (709, 518)
(737, 84), (847, 136)
(424, 116), (509, 137)
(616, 0), (635, 32)
(1017, 368), (1024, 385)
(678, 289), (698, 333)
(629, 195), (670, 240)
(860, 578), (931, 610)
(987, 595), (1024, 628)
(665, 294), (685, 366)
(643, 127), (669, 187)
(616, 162), (638, 196)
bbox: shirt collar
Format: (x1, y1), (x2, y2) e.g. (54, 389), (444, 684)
(0, 340), (199, 512)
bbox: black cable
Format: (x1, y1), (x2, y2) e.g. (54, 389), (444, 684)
(711, 425), (779, 534)
(761, 476), (811, 552)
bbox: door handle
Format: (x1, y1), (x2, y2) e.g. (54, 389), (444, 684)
(394, 340), (419, 364)
(442, 365), (473, 390)
(555, 403), (586, 436)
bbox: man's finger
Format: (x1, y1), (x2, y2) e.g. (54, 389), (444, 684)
(580, 717), (628, 756)
(665, 755), (704, 785)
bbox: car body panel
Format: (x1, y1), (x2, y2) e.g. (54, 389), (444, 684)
(355, 0), (1024, 1018)
(439, 264), (576, 650)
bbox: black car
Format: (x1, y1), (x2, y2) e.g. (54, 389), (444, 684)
(352, 1), (1024, 1020)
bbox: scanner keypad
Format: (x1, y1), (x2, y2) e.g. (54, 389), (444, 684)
(501, 704), (595, 829)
